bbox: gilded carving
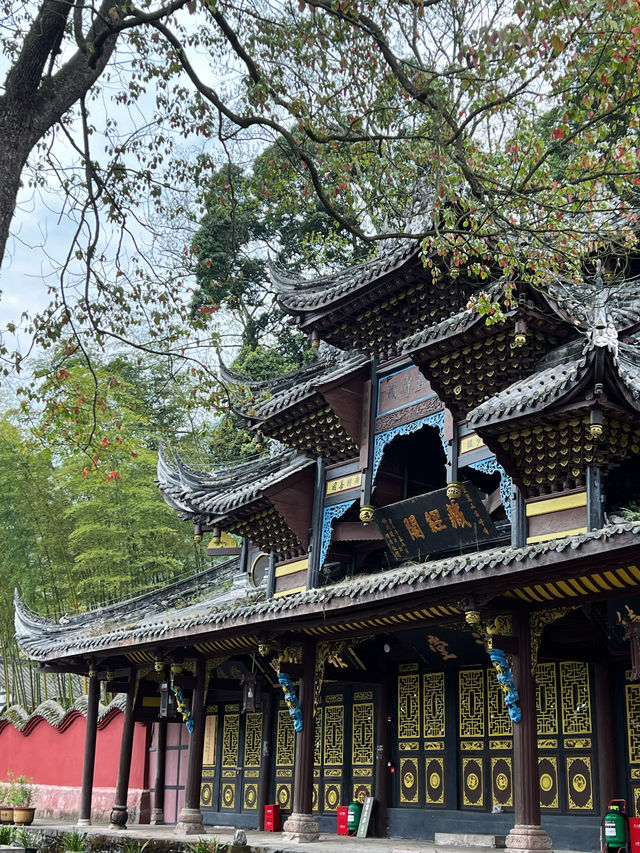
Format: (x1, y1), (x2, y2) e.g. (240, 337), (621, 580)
(425, 756), (445, 805)
(222, 713), (239, 768)
(536, 663), (558, 736)
(462, 757), (484, 807)
(243, 712), (263, 767)
(460, 740), (484, 750)
(374, 396), (443, 434)
(423, 672), (445, 738)
(626, 682), (640, 763)
(487, 667), (513, 736)
(276, 708), (295, 766)
(530, 608), (578, 671)
(539, 756), (559, 809)
(566, 756), (594, 811)
(352, 702), (374, 765)
(491, 756), (513, 808)
(560, 662), (592, 735)
(324, 704), (344, 766)
(398, 673), (421, 739)
(400, 756), (419, 804)
(489, 739), (513, 751)
(459, 670), (485, 738)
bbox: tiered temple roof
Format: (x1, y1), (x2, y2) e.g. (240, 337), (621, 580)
(222, 349), (369, 462)
(272, 239), (484, 357)
(157, 446), (315, 556)
(468, 302), (640, 496)
(15, 521), (640, 665)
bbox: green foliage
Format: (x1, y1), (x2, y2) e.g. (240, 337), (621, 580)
(59, 832), (88, 853)
(621, 502), (640, 522)
(208, 342), (317, 467)
(189, 143), (371, 350)
(186, 839), (226, 853)
(0, 351), (214, 709)
(13, 829), (38, 850)
(5, 772), (35, 807)
(118, 839), (150, 853)
(0, 826), (16, 845)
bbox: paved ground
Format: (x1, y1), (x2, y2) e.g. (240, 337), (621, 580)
(26, 819), (581, 853)
(29, 819), (456, 852)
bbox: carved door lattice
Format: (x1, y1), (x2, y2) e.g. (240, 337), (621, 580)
(537, 661), (596, 813)
(312, 688), (376, 814)
(458, 668), (513, 811)
(275, 702), (295, 814)
(397, 665), (448, 808)
(352, 693), (375, 804)
(220, 706), (240, 812)
(200, 704), (266, 815)
(625, 675), (640, 815)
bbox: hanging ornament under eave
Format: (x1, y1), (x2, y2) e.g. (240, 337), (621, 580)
(618, 606), (640, 681)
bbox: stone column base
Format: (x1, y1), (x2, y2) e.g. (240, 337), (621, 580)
(506, 825), (553, 853)
(282, 812), (321, 842)
(175, 807), (204, 835)
(108, 804), (128, 831)
(76, 819), (91, 827)
(150, 807), (164, 825)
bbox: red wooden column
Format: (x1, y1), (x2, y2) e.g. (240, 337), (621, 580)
(506, 616), (552, 853)
(150, 718), (167, 825)
(282, 637), (320, 842)
(374, 671), (390, 837)
(77, 670), (100, 826)
(176, 657), (207, 834)
(109, 674), (137, 830)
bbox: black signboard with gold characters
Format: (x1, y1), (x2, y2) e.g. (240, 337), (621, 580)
(374, 482), (497, 560)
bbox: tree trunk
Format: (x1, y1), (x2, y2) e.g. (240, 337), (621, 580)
(0, 0), (121, 266)
(0, 119), (32, 266)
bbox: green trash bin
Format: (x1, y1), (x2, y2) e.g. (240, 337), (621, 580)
(347, 800), (362, 833)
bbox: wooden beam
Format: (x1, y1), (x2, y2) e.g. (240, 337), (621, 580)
(266, 466), (315, 549)
(320, 376), (365, 445)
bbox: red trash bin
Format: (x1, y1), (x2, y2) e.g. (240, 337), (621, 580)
(264, 803), (280, 831)
(628, 817), (640, 853)
(337, 805), (349, 835)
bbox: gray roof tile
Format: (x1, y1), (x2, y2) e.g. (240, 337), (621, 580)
(15, 522), (640, 662)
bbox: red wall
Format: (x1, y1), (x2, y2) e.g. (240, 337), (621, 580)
(0, 708), (149, 821)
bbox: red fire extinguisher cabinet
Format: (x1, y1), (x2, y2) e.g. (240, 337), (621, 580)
(264, 803), (280, 831)
(628, 817), (640, 853)
(337, 805), (349, 835)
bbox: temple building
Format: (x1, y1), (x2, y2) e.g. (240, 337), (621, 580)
(14, 238), (640, 853)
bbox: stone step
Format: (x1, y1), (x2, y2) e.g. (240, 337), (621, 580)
(435, 833), (507, 849)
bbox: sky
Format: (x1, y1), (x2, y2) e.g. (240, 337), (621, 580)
(0, 11), (236, 374)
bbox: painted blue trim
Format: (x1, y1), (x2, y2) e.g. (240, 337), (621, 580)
(488, 648), (521, 723)
(320, 500), (356, 567)
(372, 410), (446, 483)
(467, 456), (512, 521)
(278, 671), (303, 732)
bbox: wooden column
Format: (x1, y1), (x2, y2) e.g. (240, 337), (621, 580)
(507, 616), (552, 853)
(256, 691), (274, 830)
(266, 552), (276, 599)
(587, 465), (605, 530)
(150, 718), (167, 825)
(511, 486), (527, 549)
(595, 660), (617, 807)
(175, 658), (206, 834)
(77, 671), (100, 826)
(374, 672), (390, 838)
(306, 457), (326, 590)
(109, 674), (137, 830)
(282, 638), (320, 842)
